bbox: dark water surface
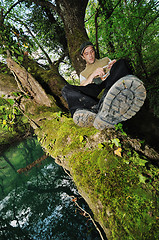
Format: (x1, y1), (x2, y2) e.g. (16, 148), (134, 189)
(0, 137), (102, 240)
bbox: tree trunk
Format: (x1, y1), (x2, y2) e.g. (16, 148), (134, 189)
(0, 72), (18, 97)
(56, 0), (89, 75)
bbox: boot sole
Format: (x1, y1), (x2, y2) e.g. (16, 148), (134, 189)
(93, 75), (146, 130)
(73, 110), (96, 127)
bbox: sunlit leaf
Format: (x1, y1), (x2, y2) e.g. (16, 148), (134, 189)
(98, 143), (105, 149)
(79, 136), (84, 142)
(114, 147), (122, 157)
(138, 174), (147, 184)
(112, 138), (121, 147)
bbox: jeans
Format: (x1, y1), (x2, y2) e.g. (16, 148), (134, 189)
(62, 59), (133, 117)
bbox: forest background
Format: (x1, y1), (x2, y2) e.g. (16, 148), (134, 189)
(0, 0), (159, 239)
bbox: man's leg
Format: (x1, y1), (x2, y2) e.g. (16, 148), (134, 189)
(62, 59), (131, 115)
(62, 84), (101, 127)
(93, 61), (146, 129)
(62, 84), (101, 116)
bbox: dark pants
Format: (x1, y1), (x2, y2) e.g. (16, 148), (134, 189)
(62, 59), (133, 117)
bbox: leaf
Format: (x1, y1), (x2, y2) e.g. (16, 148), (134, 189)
(57, 111), (62, 117)
(114, 147), (122, 157)
(7, 99), (15, 105)
(138, 159), (148, 166)
(112, 138), (121, 147)
(18, 56), (23, 61)
(138, 174), (147, 184)
(12, 92), (19, 97)
(3, 119), (7, 125)
(14, 48), (21, 55)
(79, 135), (84, 142)
(23, 43), (29, 48)
(98, 143), (105, 149)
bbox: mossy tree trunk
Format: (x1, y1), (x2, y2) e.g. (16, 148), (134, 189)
(6, 56), (52, 107)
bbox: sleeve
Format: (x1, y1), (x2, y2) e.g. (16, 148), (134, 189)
(80, 74), (86, 83)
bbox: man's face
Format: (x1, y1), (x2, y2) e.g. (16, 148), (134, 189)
(82, 46), (95, 64)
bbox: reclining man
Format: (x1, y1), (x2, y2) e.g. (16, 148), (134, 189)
(62, 41), (146, 130)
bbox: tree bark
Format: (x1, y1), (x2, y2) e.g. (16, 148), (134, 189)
(26, 58), (68, 109)
(55, 0), (89, 75)
(7, 57), (52, 107)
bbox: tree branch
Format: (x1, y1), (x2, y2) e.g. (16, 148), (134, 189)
(29, 0), (57, 12)
(13, 17), (53, 66)
(3, 0), (24, 20)
(70, 196), (105, 240)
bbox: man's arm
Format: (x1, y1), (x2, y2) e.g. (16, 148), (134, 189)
(80, 59), (116, 86)
(80, 67), (105, 86)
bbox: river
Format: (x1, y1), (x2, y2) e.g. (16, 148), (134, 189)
(0, 137), (103, 240)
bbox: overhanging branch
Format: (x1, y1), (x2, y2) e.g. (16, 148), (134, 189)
(3, 0), (24, 20)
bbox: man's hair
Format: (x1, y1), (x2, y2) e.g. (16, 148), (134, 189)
(80, 41), (94, 55)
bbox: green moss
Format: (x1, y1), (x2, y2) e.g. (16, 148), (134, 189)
(68, 148), (158, 239)
(35, 114), (98, 157)
(34, 113), (159, 240)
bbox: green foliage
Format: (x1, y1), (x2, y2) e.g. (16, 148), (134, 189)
(98, 142), (105, 149)
(25, 4), (67, 52)
(86, 0), (159, 68)
(108, 138), (121, 148)
(0, 97), (28, 132)
(129, 151), (148, 167)
(115, 123), (127, 136)
(0, 22), (32, 63)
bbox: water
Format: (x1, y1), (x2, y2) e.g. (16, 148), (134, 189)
(0, 137), (102, 240)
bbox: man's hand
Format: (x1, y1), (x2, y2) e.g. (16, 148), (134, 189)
(107, 59), (116, 69)
(91, 67), (105, 78)
(80, 67), (105, 86)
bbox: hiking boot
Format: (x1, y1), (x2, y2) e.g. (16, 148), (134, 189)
(93, 75), (147, 130)
(73, 109), (96, 127)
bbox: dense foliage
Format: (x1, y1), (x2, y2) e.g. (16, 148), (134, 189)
(85, 0), (159, 116)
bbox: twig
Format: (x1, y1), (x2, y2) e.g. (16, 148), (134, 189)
(14, 100), (40, 129)
(11, 70), (28, 96)
(70, 195), (105, 240)
(60, 163), (105, 239)
(63, 167), (72, 179)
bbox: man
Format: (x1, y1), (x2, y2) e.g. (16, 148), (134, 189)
(62, 41), (146, 130)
